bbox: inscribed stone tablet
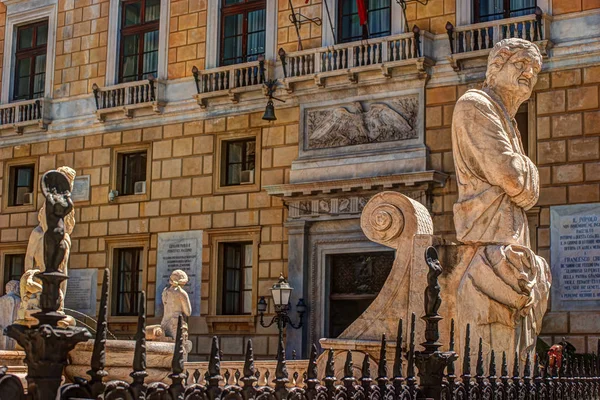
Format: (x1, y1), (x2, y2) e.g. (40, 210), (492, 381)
(72, 175), (90, 202)
(551, 203), (600, 311)
(155, 230), (202, 317)
(64, 269), (98, 317)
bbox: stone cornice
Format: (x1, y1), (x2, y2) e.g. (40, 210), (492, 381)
(264, 171), (448, 198)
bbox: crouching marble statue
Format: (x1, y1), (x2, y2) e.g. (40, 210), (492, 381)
(147, 269), (192, 343)
(318, 39), (550, 374)
(452, 38), (551, 361)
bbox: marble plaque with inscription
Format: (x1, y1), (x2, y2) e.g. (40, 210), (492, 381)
(72, 175), (90, 202)
(64, 269), (98, 316)
(155, 230), (202, 317)
(551, 203), (600, 311)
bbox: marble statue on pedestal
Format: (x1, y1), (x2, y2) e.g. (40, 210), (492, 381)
(147, 270), (192, 342)
(16, 166), (76, 328)
(0, 281), (21, 350)
(451, 38), (551, 360)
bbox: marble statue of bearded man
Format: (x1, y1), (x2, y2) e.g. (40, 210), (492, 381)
(451, 38), (551, 361)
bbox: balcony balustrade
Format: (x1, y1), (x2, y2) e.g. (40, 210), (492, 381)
(0, 98), (50, 134)
(192, 59), (270, 108)
(446, 8), (552, 70)
(279, 27), (434, 91)
(92, 78), (164, 121)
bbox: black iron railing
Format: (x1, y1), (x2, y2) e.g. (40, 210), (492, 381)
(1, 246), (599, 400)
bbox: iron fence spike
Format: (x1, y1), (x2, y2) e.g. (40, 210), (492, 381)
(307, 343), (319, 380)
(489, 349), (496, 378)
(406, 312), (416, 386)
(513, 351), (520, 378)
(462, 324), (472, 377)
(524, 352), (532, 378)
(393, 319), (404, 379)
(344, 350), (354, 378)
(476, 338), (484, 377)
(88, 268), (109, 392)
(361, 353), (371, 379)
(274, 335), (289, 382)
(501, 351), (508, 378)
(209, 336), (221, 378)
(243, 339), (256, 378)
(378, 334), (387, 379)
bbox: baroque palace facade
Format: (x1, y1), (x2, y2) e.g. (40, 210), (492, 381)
(0, 0), (598, 361)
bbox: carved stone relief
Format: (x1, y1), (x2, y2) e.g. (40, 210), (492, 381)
(288, 191), (426, 219)
(305, 95), (418, 150)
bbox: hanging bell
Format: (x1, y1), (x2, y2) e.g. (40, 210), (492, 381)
(262, 100), (277, 121)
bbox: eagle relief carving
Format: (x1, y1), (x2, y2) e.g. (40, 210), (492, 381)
(306, 96), (418, 150)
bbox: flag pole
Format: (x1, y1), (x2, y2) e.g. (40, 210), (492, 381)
(323, 0), (337, 44)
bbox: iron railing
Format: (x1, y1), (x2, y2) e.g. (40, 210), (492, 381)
(1, 249), (599, 400)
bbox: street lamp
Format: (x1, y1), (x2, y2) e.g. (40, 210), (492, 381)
(258, 274), (306, 342)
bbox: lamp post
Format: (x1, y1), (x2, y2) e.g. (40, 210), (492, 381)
(258, 274), (307, 346)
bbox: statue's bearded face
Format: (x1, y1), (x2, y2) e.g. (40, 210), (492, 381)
(492, 49), (541, 102)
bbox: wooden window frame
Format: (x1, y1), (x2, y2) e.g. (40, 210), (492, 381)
(106, 234), (149, 321)
(2, 158), (38, 213)
(13, 20), (48, 101)
(118, 151), (147, 196)
(206, 227), (260, 333)
(111, 144), (151, 204)
(473, 0), (538, 22)
(214, 130), (261, 195)
(223, 138), (256, 187)
(219, 0), (266, 66)
(118, 0), (160, 83)
(0, 244), (27, 295)
(337, 0), (392, 44)
(113, 247), (143, 316)
(220, 242), (253, 315)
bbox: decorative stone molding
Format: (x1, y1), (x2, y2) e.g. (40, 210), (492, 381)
(265, 171), (447, 198)
(286, 190), (428, 220)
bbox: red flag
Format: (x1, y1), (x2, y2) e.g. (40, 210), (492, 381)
(356, 0), (368, 26)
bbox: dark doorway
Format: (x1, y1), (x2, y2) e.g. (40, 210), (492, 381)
(327, 251), (395, 337)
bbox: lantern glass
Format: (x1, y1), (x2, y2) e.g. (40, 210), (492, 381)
(257, 296), (267, 313)
(271, 275), (293, 306)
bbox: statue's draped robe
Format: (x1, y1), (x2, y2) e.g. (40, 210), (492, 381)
(452, 88), (551, 359)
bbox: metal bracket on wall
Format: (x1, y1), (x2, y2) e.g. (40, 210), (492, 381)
(396, 0), (430, 32)
(288, 12), (322, 27)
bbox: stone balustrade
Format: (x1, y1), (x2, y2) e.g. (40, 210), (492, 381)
(0, 98), (49, 134)
(279, 28), (434, 90)
(192, 59), (270, 108)
(184, 359), (310, 387)
(92, 78), (164, 120)
(446, 10), (553, 70)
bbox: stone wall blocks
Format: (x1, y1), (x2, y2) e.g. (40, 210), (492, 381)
(426, 86), (456, 105)
(551, 113), (582, 137)
(537, 91), (566, 114)
(551, 69), (582, 88)
(537, 140), (567, 164)
(568, 183), (600, 203)
(568, 137), (600, 161)
(567, 86), (599, 111)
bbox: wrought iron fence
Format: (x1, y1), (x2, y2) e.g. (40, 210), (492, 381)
(1, 248), (600, 400)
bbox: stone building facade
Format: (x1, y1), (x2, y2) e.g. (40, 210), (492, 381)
(0, 0), (598, 360)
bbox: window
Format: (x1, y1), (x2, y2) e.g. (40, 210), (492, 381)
(327, 251), (394, 337)
(474, 0), (537, 22)
(8, 165), (35, 207)
(220, 0), (266, 66)
(220, 242), (253, 315)
(3, 254), (25, 287)
(112, 247), (143, 316)
(338, 0), (391, 43)
(117, 151), (147, 196)
(119, 0), (160, 83)
(13, 20), (48, 101)
(222, 138), (256, 186)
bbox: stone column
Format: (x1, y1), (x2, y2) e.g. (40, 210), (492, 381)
(284, 220), (309, 359)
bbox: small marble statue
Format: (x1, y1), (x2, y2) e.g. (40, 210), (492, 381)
(452, 38), (551, 361)
(147, 270), (192, 342)
(0, 281), (21, 350)
(18, 166), (76, 327)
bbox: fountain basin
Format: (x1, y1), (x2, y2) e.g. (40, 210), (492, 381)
(65, 339), (188, 383)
